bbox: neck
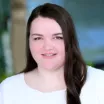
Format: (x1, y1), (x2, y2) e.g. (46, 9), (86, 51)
(36, 66), (64, 80)
(34, 66), (66, 90)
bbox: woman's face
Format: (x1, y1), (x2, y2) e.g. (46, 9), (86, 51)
(29, 16), (65, 71)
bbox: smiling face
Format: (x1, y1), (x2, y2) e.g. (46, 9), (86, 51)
(29, 16), (65, 71)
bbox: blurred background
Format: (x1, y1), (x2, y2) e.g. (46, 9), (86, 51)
(0, 0), (104, 82)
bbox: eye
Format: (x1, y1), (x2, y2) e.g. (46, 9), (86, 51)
(33, 37), (42, 40)
(54, 36), (63, 40)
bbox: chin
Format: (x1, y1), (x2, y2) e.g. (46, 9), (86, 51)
(42, 65), (63, 71)
(43, 66), (56, 71)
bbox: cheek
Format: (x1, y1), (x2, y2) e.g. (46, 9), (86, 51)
(56, 42), (65, 61)
(58, 42), (65, 53)
(29, 41), (41, 54)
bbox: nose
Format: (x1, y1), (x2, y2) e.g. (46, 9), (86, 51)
(43, 39), (54, 50)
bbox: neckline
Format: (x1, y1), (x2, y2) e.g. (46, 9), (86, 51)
(20, 73), (66, 94)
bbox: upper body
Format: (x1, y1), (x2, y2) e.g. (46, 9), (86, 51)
(0, 3), (103, 104)
(0, 66), (104, 104)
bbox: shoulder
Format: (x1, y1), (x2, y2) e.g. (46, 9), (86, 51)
(0, 73), (24, 91)
(80, 66), (104, 103)
(0, 73), (26, 104)
(86, 65), (104, 85)
(85, 66), (104, 103)
(82, 65), (104, 91)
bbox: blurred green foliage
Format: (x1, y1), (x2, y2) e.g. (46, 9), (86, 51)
(0, 0), (10, 83)
(0, 73), (8, 82)
(86, 61), (94, 67)
(0, 72), (13, 83)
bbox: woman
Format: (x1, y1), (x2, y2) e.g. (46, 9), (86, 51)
(0, 3), (104, 104)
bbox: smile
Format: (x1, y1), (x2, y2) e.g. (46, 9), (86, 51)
(41, 53), (57, 58)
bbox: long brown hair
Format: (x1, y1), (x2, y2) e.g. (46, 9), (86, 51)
(22, 3), (87, 104)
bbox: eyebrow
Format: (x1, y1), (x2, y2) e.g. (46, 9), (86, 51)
(31, 33), (63, 36)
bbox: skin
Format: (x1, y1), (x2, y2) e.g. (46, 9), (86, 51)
(24, 16), (66, 92)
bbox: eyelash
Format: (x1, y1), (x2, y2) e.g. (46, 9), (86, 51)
(33, 36), (63, 40)
(33, 37), (43, 40)
(54, 36), (63, 40)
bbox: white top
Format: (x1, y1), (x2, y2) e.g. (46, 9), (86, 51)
(0, 66), (104, 104)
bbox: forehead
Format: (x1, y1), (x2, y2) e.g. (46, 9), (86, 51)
(30, 16), (62, 35)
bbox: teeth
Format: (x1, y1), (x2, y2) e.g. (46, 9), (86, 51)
(43, 54), (56, 56)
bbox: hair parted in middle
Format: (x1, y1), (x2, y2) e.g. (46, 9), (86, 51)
(22, 3), (87, 104)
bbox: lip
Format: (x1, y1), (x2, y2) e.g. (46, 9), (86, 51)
(41, 53), (57, 59)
